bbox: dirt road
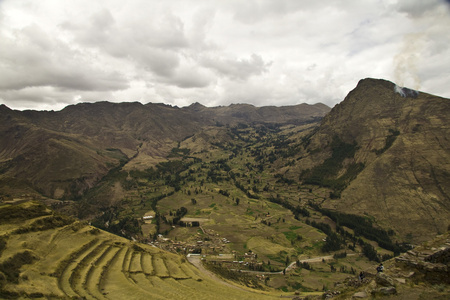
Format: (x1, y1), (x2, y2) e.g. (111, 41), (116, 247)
(286, 253), (356, 272)
(187, 255), (247, 291)
(188, 253), (356, 279)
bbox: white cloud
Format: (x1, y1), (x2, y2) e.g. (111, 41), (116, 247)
(201, 53), (271, 80)
(0, 0), (449, 111)
(0, 23), (129, 92)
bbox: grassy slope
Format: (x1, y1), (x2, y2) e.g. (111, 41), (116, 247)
(1, 120), (447, 298)
(0, 202), (283, 299)
(306, 79), (450, 242)
(79, 123), (388, 293)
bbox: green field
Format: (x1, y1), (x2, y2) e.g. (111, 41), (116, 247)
(0, 202), (287, 299)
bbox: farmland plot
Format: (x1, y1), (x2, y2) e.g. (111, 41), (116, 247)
(0, 201), (281, 299)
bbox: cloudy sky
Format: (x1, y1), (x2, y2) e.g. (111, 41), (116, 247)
(0, 0), (449, 111)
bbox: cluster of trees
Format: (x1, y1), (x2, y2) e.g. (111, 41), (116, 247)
(234, 181), (260, 199)
(0, 251), (36, 287)
(301, 136), (363, 194)
(204, 262), (265, 290)
(296, 261), (313, 270)
(0, 237), (6, 257)
(219, 189), (230, 197)
(374, 129), (400, 155)
(92, 211), (142, 240)
(305, 206), (410, 261)
(171, 207), (188, 225)
(268, 195), (310, 220)
(322, 232), (344, 252)
(261, 219), (272, 226)
(309, 203), (410, 256)
(168, 147), (190, 157)
(329, 264), (356, 274)
(88, 122), (407, 268)
(306, 220), (344, 252)
(274, 174), (295, 185)
(150, 192), (174, 211)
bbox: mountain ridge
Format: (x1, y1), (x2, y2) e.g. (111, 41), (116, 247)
(0, 101), (330, 199)
(1, 78), (449, 242)
(297, 78), (450, 242)
(1, 78), (449, 298)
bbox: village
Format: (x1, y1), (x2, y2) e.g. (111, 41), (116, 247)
(142, 214), (265, 271)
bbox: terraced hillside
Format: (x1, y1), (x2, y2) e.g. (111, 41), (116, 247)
(0, 201), (280, 299)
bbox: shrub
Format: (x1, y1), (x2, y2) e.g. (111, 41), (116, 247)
(13, 214), (74, 234)
(0, 236), (6, 257)
(0, 251), (37, 283)
(0, 203), (50, 224)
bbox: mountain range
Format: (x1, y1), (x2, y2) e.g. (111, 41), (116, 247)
(1, 78), (449, 242)
(0, 78), (449, 298)
(0, 101), (329, 199)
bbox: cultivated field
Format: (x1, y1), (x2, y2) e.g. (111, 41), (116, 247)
(0, 201), (283, 299)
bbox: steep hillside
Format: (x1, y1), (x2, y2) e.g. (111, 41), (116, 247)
(298, 78), (450, 242)
(1, 78), (449, 298)
(0, 102), (329, 200)
(185, 102), (330, 125)
(334, 232), (450, 299)
(0, 103), (187, 199)
(0, 201), (281, 299)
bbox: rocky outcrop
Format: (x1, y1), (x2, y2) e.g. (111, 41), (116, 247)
(395, 237), (450, 284)
(425, 245), (450, 264)
(334, 233), (450, 299)
(375, 272), (395, 287)
(371, 286), (397, 296)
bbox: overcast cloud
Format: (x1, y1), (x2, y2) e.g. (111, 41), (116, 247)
(0, 0), (449, 111)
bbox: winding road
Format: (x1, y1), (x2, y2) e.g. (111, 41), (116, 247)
(187, 255), (248, 291)
(188, 253), (356, 277)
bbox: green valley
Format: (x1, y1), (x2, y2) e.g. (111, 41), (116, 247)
(0, 78), (449, 299)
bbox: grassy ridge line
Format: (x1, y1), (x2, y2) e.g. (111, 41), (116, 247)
(129, 251), (142, 273)
(0, 202), (50, 224)
(152, 255), (170, 278)
(12, 214), (74, 234)
(84, 244), (115, 299)
(122, 247), (132, 274)
(131, 273), (177, 299)
(180, 262), (201, 281)
(98, 246), (123, 293)
(140, 252), (154, 275)
(165, 255), (190, 279)
(101, 246), (156, 299)
(57, 238), (100, 297)
(69, 241), (108, 298)
(98, 246), (128, 293)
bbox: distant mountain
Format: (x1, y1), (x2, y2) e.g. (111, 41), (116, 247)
(296, 78), (450, 242)
(185, 102), (330, 125)
(1, 79), (449, 298)
(0, 101), (329, 200)
(0, 102), (206, 199)
(2, 78), (449, 242)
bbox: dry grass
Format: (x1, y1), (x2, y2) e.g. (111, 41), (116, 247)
(0, 204), (284, 299)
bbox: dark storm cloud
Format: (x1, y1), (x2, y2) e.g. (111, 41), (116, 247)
(396, 0), (445, 17)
